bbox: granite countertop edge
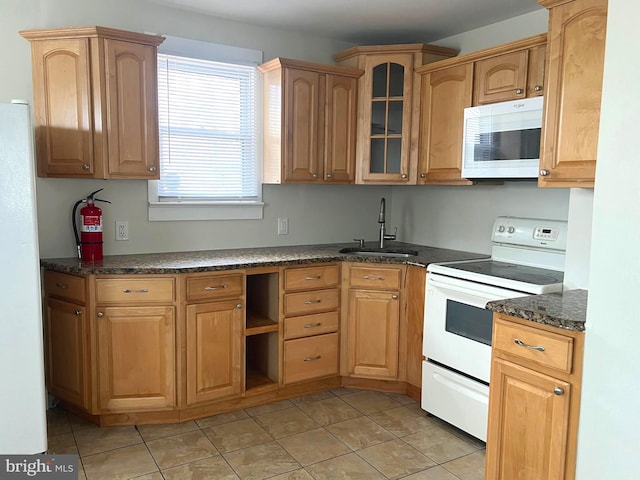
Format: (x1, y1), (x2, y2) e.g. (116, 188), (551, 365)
(40, 242), (489, 275)
(486, 289), (588, 332)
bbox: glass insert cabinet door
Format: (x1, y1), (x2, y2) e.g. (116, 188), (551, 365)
(362, 54), (414, 182)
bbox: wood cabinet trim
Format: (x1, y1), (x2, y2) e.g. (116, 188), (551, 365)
(20, 26), (164, 46)
(258, 57), (362, 78)
(416, 34), (547, 74)
(333, 43), (459, 63)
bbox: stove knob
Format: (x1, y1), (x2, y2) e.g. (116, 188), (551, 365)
(508, 226), (516, 234)
(497, 225), (505, 233)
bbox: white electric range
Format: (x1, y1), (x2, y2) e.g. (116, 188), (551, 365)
(421, 216), (568, 441)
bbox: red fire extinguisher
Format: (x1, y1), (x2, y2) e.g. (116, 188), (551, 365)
(72, 189), (111, 262)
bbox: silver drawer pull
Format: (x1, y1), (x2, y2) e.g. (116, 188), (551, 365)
(304, 355), (322, 362)
(304, 322), (322, 328)
(304, 275), (322, 280)
(122, 288), (149, 294)
(303, 299), (322, 305)
(205, 284), (228, 291)
(514, 338), (545, 352)
(363, 275), (385, 281)
(55, 282), (69, 289)
(554, 387), (564, 396)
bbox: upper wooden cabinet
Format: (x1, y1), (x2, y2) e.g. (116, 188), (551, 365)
(334, 44), (458, 184)
(473, 45), (546, 105)
(20, 27), (164, 179)
(418, 63), (474, 185)
(538, 0), (608, 188)
(259, 58), (362, 183)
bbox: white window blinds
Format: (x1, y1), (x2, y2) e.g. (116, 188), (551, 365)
(156, 53), (259, 202)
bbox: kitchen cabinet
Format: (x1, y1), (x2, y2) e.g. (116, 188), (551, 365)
(486, 314), (584, 480)
(473, 44), (545, 105)
(417, 63), (474, 185)
(95, 276), (176, 412)
(42, 271), (89, 409)
(282, 265), (340, 384)
(185, 273), (244, 405)
(415, 34), (546, 185)
(334, 44), (457, 184)
(538, 0), (608, 188)
(260, 58), (362, 183)
(343, 264), (406, 380)
(20, 27), (164, 179)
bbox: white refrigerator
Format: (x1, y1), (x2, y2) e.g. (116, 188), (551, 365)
(0, 101), (48, 453)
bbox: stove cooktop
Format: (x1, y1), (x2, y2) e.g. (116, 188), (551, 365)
(428, 259), (564, 294)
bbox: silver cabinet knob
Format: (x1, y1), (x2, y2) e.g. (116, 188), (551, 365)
(236, 303), (242, 309)
(515, 88), (524, 95)
(420, 173), (426, 179)
(311, 173), (318, 178)
(391, 294), (398, 300)
(75, 310), (82, 316)
(540, 169), (550, 176)
(97, 312), (104, 318)
(149, 166), (157, 172)
(534, 85), (543, 92)
(326, 173), (333, 179)
(401, 174), (408, 179)
(553, 387), (565, 396)
(82, 163), (90, 171)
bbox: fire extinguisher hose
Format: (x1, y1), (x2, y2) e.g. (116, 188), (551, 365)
(72, 198), (83, 259)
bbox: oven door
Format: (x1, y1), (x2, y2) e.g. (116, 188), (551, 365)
(423, 271), (528, 383)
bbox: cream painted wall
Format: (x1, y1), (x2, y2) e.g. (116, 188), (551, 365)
(576, 0), (640, 474)
(433, 8), (548, 54)
(391, 182), (570, 254)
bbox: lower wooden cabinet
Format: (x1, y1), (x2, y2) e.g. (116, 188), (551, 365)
(486, 314), (584, 480)
(96, 306), (176, 412)
(44, 297), (88, 409)
(186, 300), (244, 405)
(343, 264), (405, 381)
(283, 332), (339, 384)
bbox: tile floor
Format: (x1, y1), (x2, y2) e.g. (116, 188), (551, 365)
(46, 388), (486, 480)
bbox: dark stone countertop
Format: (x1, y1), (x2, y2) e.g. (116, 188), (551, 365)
(487, 289), (588, 332)
(40, 241), (489, 275)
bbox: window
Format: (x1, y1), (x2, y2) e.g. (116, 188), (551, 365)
(148, 36), (263, 221)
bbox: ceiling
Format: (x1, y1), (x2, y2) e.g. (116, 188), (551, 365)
(144, 0), (543, 44)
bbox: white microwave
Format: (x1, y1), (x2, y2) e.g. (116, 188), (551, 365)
(461, 96), (543, 179)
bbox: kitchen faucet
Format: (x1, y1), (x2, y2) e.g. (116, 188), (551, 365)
(378, 197), (397, 248)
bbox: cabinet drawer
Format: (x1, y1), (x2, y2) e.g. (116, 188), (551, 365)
(186, 274), (243, 302)
(284, 311), (339, 340)
(349, 266), (402, 290)
(96, 277), (175, 304)
(283, 332), (339, 384)
(284, 289), (339, 316)
(44, 270), (86, 303)
(284, 265), (339, 291)
(493, 318), (574, 373)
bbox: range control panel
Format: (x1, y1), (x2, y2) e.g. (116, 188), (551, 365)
(492, 216), (568, 250)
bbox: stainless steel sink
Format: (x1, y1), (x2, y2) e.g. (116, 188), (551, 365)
(339, 247), (419, 258)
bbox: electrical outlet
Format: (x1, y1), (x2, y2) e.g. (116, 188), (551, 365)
(115, 220), (129, 241)
(277, 217), (289, 235)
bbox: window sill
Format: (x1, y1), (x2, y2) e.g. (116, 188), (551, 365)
(148, 201), (264, 221)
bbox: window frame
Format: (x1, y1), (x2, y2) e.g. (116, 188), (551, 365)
(148, 35), (264, 221)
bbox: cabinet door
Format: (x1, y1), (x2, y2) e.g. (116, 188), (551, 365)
(418, 64), (473, 185)
(474, 50), (528, 105)
(527, 44), (546, 97)
(44, 298), (88, 408)
(30, 38), (94, 177)
(97, 306), (175, 412)
(485, 358), (571, 480)
(283, 68), (321, 182)
(324, 74), (357, 183)
(359, 54), (414, 183)
(539, 0), (607, 187)
(347, 289), (400, 379)
(103, 39), (160, 178)
(186, 301), (243, 405)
